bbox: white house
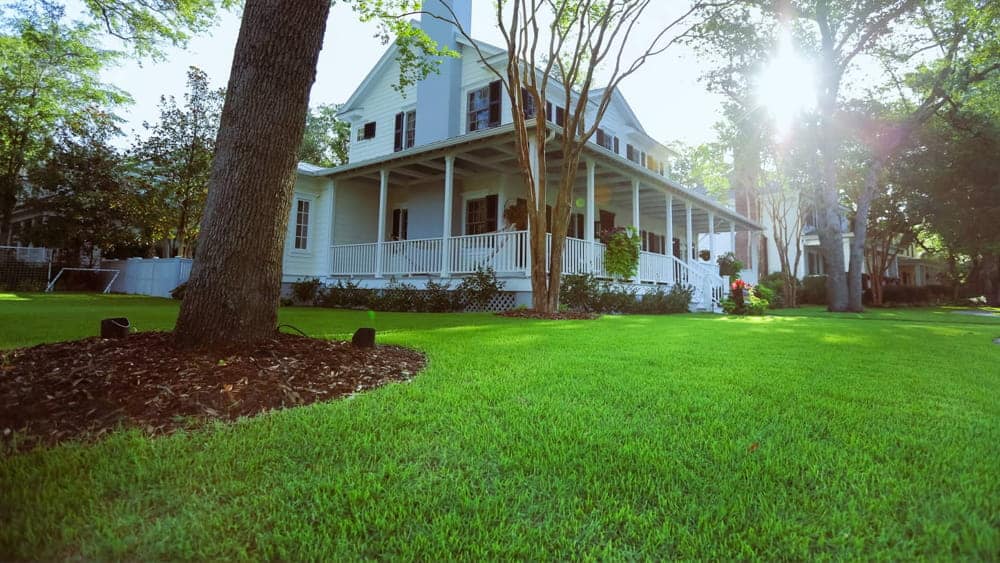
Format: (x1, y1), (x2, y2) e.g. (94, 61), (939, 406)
(280, 0), (763, 310)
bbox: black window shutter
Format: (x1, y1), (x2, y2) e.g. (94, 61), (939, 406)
(486, 194), (499, 231)
(545, 101), (553, 122)
(614, 137), (620, 154)
(364, 121), (376, 139)
(401, 209), (408, 240)
(556, 106), (565, 127)
(488, 80), (502, 127)
(391, 209), (401, 239)
(393, 112), (404, 152)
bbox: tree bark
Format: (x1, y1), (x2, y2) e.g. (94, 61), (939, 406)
(174, 0), (330, 349)
(848, 158), (883, 311)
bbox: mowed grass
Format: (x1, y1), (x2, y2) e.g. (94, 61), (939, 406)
(1, 293), (998, 559)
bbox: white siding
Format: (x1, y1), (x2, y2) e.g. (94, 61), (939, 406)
(347, 56), (417, 164)
(333, 179), (379, 245)
(282, 174), (333, 281)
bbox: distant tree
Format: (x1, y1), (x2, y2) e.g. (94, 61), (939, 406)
(0, 5), (126, 242)
(24, 119), (135, 263)
(132, 66), (224, 258)
(667, 142), (731, 202)
(1, 0), (238, 59)
(298, 103), (350, 167)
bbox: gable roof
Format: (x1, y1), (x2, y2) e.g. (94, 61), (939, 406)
(338, 42), (403, 115)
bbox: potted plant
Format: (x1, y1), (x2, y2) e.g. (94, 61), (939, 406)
(502, 199), (528, 230)
(601, 226), (641, 281)
(698, 249), (711, 262)
(716, 251), (744, 277)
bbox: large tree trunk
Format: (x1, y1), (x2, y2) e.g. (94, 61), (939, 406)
(816, 102), (849, 312)
(174, 0), (330, 349)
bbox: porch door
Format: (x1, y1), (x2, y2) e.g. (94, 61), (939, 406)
(597, 210), (615, 238)
(391, 208), (408, 241)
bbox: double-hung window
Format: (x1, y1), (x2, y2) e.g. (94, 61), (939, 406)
(467, 80), (502, 132)
(465, 195), (499, 235)
(294, 199), (310, 250)
(596, 129), (615, 151)
(394, 110), (416, 152)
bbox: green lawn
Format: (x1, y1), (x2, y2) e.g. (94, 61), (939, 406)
(2, 293), (999, 559)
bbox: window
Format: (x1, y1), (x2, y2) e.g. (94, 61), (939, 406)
(522, 88), (537, 119)
(545, 101), (553, 122)
(598, 209), (615, 236)
(467, 80), (502, 132)
(465, 195), (499, 234)
(555, 106), (565, 127)
(626, 144), (638, 163)
(294, 199), (310, 250)
(596, 129), (615, 151)
(613, 136), (620, 155)
(357, 121), (376, 141)
(391, 208), (408, 240)
(394, 110), (416, 152)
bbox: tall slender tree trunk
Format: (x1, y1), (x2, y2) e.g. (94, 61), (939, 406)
(848, 158), (883, 311)
(174, 0), (330, 349)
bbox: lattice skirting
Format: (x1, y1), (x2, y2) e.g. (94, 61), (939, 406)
(464, 291), (517, 313)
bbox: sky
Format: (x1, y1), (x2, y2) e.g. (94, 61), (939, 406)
(97, 3), (729, 148)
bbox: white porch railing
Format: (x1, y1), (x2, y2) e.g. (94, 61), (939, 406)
(329, 234), (728, 310)
(450, 230), (528, 274)
(382, 238), (442, 276)
(330, 242), (378, 276)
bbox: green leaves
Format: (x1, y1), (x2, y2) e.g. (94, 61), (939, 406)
(298, 104), (350, 168)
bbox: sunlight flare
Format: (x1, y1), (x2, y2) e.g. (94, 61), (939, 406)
(757, 30), (816, 136)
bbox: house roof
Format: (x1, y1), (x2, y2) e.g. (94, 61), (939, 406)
(301, 121), (761, 231)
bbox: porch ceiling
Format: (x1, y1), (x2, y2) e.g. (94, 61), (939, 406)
(315, 122), (760, 232)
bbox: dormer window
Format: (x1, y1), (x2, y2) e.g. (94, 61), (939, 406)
(394, 110), (416, 152)
(357, 121), (376, 141)
(468, 80), (502, 132)
(596, 128), (616, 152)
(522, 88), (537, 119)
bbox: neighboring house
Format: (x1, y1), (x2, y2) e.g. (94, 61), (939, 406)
(281, 0), (762, 310)
(722, 189), (941, 287)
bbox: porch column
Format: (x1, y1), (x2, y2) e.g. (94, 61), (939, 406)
(321, 178), (336, 276)
(375, 169), (388, 278)
(685, 201), (693, 263)
(708, 212), (716, 264)
(585, 159), (596, 273)
(631, 179), (641, 232)
(440, 154), (455, 277)
(665, 194), (674, 283)
(729, 222), (736, 261)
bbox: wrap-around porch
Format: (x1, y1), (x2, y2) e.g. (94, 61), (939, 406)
(314, 123), (763, 307)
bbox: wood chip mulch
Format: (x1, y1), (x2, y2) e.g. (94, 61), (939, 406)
(0, 332), (425, 452)
(496, 309), (598, 320)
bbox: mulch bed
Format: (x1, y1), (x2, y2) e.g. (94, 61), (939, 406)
(0, 332), (425, 452)
(497, 309), (598, 320)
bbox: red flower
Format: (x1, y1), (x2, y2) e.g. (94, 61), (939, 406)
(731, 279), (750, 291)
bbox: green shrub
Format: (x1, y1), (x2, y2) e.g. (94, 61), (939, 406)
(560, 273), (601, 312)
(723, 279), (769, 315)
(370, 279), (423, 312)
(170, 282), (187, 300)
(596, 283), (638, 314)
(318, 280), (370, 309)
(422, 280), (461, 312)
(638, 284), (694, 314)
(752, 284), (775, 305)
(800, 275), (828, 305)
(457, 267), (505, 310)
(290, 278), (322, 305)
(757, 272), (794, 308)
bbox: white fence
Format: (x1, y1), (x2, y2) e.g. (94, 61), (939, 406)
(103, 258), (192, 298)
